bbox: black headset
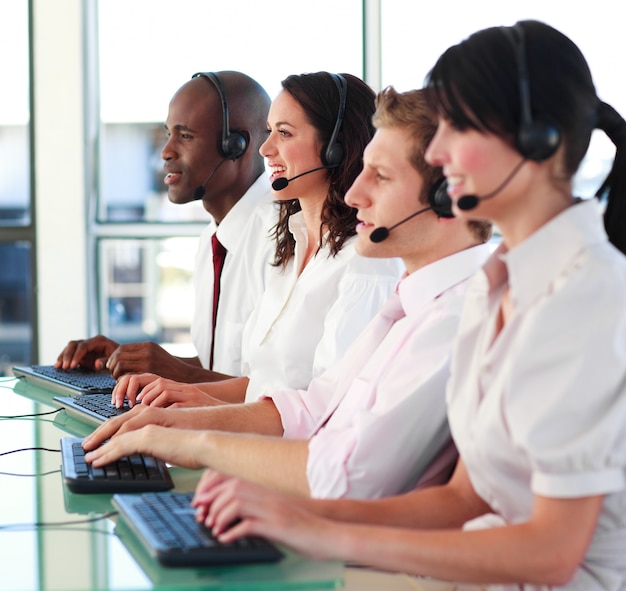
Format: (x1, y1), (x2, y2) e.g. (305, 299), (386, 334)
(428, 178), (454, 218)
(322, 73), (348, 167)
(192, 71), (248, 160)
(503, 25), (561, 162)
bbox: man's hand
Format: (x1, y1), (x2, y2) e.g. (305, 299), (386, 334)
(83, 425), (210, 470)
(104, 342), (203, 380)
(82, 404), (196, 450)
(55, 335), (119, 371)
(55, 337), (206, 380)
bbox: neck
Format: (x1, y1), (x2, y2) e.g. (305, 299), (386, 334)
(495, 185), (574, 249)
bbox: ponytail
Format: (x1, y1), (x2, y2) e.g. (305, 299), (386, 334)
(596, 101), (626, 255)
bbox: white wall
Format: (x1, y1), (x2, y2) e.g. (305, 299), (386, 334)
(33, 0), (88, 361)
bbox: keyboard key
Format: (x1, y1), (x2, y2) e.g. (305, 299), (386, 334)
(60, 437), (174, 494)
(31, 365), (116, 393)
(112, 492), (284, 567)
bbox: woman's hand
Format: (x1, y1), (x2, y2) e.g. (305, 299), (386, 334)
(191, 470), (340, 560)
(112, 373), (227, 409)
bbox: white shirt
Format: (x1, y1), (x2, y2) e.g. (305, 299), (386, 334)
(447, 200), (626, 590)
(191, 175), (276, 375)
(268, 244), (491, 499)
(241, 211), (403, 402)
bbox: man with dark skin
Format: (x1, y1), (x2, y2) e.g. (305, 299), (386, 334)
(55, 71), (275, 383)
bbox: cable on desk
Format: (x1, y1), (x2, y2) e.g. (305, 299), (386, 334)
(0, 447), (62, 477)
(0, 407), (64, 420)
(0, 511), (119, 531)
(0, 447), (61, 457)
(0, 469), (61, 477)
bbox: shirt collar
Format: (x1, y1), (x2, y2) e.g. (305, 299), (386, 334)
(483, 199), (608, 312)
(287, 210), (308, 244)
(398, 243), (491, 316)
(216, 174), (273, 253)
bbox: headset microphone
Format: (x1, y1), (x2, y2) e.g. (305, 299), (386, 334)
(455, 158), (526, 211)
(369, 206), (433, 243)
(271, 165), (336, 191)
(190, 70), (249, 201)
(369, 178), (454, 243)
(192, 158), (229, 200)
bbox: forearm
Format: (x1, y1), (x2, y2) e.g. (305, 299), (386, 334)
(308, 482), (480, 529)
(197, 431), (311, 496)
(304, 460), (484, 528)
(190, 398), (285, 435)
(166, 360), (235, 384)
(195, 377), (250, 403)
(331, 517), (583, 586)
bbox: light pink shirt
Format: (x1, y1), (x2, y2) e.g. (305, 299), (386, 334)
(266, 243), (490, 499)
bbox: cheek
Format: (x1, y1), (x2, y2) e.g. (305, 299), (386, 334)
(285, 141), (323, 168)
(457, 143), (493, 175)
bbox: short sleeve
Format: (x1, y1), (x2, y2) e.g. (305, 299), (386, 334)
(506, 263), (626, 498)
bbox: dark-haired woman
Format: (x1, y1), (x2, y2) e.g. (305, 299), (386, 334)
(240, 71), (401, 401)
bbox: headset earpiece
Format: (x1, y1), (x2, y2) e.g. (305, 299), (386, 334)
(192, 71), (248, 160)
(322, 73), (347, 167)
(428, 178), (455, 218)
(504, 25), (560, 162)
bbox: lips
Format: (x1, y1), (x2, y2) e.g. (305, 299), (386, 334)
(443, 173), (464, 197)
(268, 164), (287, 183)
(164, 172), (182, 185)
(355, 219), (375, 233)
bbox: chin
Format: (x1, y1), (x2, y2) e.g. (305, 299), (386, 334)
(167, 190), (193, 205)
(355, 238), (380, 259)
(271, 190), (296, 202)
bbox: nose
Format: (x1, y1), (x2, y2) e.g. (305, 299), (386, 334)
(344, 171), (370, 209)
(161, 134), (176, 161)
(424, 125), (447, 167)
(259, 132), (275, 158)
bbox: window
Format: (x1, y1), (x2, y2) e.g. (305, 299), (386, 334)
(0, 0), (33, 375)
(380, 0), (624, 197)
(91, 0), (363, 355)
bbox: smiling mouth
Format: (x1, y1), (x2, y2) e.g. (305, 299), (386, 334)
(164, 172), (182, 185)
(269, 165), (287, 181)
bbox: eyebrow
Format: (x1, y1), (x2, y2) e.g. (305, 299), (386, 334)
(366, 160), (392, 174)
(271, 120), (296, 128)
(164, 123), (197, 133)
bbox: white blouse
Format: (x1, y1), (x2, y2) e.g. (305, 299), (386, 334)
(241, 210), (403, 402)
(447, 199), (626, 590)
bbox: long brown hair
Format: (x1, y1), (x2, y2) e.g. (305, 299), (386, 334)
(272, 72), (376, 268)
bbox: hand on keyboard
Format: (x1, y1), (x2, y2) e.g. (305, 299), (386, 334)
(61, 436), (174, 494)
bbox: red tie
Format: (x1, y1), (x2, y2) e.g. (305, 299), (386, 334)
(210, 233), (227, 370)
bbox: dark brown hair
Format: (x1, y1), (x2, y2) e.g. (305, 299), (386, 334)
(272, 72), (376, 267)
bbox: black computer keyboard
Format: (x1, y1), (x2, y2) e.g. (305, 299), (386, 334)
(18, 364), (117, 394)
(60, 437), (174, 494)
(55, 393), (133, 424)
(112, 491), (284, 567)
